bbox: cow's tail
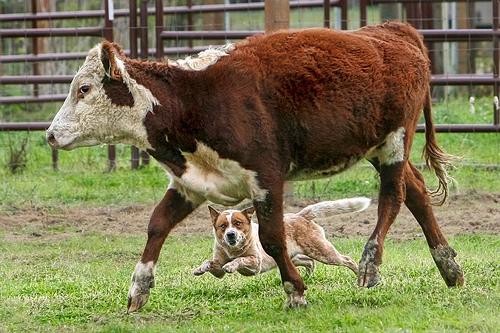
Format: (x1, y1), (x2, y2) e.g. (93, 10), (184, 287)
(422, 90), (455, 205)
(296, 197), (371, 221)
(383, 23), (455, 205)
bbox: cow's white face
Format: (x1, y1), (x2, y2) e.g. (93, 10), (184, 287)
(46, 42), (157, 150)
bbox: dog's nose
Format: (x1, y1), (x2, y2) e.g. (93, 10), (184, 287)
(226, 231), (237, 240)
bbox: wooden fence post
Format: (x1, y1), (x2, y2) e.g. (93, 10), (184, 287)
(265, 0), (289, 32)
(265, 0), (293, 202)
(129, 0), (140, 170)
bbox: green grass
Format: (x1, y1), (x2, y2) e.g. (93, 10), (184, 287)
(0, 234), (498, 332)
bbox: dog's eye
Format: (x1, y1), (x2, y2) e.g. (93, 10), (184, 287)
(234, 221), (241, 227)
(219, 224), (227, 230)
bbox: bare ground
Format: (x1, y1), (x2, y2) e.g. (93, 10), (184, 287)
(0, 191), (498, 241)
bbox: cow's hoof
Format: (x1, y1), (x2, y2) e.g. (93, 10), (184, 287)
(127, 291), (150, 314)
(358, 239), (381, 288)
(357, 261), (380, 288)
(283, 281), (308, 309)
(127, 261), (155, 313)
(285, 294), (308, 309)
(430, 245), (465, 287)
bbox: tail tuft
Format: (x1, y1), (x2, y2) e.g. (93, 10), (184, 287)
(423, 138), (456, 206)
(297, 197), (371, 220)
(422, 90), (457, 206)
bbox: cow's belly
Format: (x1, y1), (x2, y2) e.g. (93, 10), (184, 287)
(177, 162), (257, 205)
(286, 156), (362, 181)
(160, 142), (267, 205)
(286, 126), (407, 181)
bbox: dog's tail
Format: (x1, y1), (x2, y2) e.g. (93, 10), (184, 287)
(296, 197), (371, 221)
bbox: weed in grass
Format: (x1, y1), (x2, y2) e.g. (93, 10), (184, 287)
(5, 133), (29, 174)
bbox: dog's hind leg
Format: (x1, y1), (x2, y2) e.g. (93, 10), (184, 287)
(300, 233), (358, 275)
(291, 254), (315, 275)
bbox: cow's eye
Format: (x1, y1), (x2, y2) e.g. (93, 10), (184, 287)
(79, 84), (90, 96)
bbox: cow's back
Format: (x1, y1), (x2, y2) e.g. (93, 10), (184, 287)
(230, 23), (430, 115)
(220, 24), (429, 170)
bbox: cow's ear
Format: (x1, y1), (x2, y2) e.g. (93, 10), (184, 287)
(101, 41), (123, 81)
(208, 205), (221, 225)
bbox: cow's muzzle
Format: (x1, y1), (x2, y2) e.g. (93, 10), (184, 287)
(46, 131), (58, 148)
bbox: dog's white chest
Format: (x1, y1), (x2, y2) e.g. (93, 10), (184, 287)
(164, 142), (267, 205)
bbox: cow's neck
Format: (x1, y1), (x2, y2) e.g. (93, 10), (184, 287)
(124, 58), (219, 173)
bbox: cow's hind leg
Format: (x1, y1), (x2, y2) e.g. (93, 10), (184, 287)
(359, 160), (406, 287)
(404, 162), (464, 286)
(127, 186), (201, 313)
(359, 127), (407, 288)
(254, 185), (307, 308)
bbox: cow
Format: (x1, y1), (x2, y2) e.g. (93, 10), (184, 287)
(46, 22), (464, 312)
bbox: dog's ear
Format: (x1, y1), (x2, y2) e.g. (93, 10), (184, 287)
(241, 206), (255, 221)
(208, 205), (221, 224)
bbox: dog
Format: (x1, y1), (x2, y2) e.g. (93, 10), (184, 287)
(193, 197), (370, 278)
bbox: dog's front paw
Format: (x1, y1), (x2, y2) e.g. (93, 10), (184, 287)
(193, 260), (212, 276)
(222, 261), (239, 273)
(304, 260), (315, 276)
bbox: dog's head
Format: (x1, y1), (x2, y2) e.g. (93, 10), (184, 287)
(208, 205), (255, 249)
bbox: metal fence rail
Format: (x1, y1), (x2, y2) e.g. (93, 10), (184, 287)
(0, 0), (115, 171)
(360, 0), (499, 127)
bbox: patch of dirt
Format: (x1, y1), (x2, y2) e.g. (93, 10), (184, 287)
(0, 191), (498, 242)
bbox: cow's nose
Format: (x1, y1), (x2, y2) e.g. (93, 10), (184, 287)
(46, 131), (58, 148)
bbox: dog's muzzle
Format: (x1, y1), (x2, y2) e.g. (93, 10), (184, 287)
(225, 230), (238, 246)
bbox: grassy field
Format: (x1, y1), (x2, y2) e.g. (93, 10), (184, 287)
(0, 233), (498, 332)
(0, 96), (498, 332)
(1, 4), (499, 331)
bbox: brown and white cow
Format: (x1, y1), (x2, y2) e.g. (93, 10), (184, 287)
(46, 22), (464, 312)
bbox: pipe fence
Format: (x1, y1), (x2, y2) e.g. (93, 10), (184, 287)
(1, 0), (498, 172)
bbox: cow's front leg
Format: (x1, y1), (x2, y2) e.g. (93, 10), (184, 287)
(127, 186), (201, 313)
(254, 187), (307, 308)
